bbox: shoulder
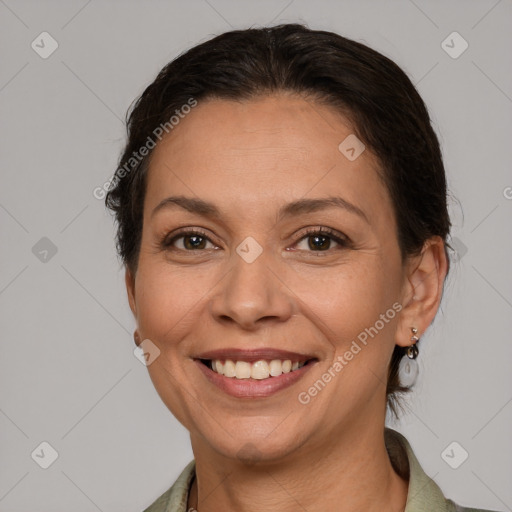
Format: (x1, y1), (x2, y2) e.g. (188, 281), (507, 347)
(385, 428), (500, 512)
(143, 460), (196, 512)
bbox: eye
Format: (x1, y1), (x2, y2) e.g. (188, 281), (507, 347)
(293, 227), (349, 252)
(160, 227), (350, 254)
(162, 229), (217, 251)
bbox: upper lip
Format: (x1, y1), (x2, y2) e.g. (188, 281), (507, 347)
(195, 348), (317, 363)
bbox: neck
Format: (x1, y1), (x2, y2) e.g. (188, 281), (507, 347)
(187, 418), (408, 512)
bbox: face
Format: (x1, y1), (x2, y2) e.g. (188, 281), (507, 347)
(127, 94), (419, 463)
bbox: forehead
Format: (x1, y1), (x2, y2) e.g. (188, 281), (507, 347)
(152, 94), (355, 165)
(145, 94), (392, 227)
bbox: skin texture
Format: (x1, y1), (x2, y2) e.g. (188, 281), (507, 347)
(126, 93), (447, 512)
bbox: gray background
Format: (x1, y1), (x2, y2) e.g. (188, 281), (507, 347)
(1, 0), (511, 510)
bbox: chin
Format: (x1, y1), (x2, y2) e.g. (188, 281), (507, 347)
(197, 421), (311, 466)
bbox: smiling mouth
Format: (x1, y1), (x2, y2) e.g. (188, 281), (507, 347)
(199, 358), (316, 380)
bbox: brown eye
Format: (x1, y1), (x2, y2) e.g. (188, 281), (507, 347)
(162, 230), (217, 251)
(181, 234), (208, 250)
(307, 234), (331, 251)
(294, 228), (348, 252)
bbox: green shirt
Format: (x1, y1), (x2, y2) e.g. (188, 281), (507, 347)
(144, 428), (497, 512)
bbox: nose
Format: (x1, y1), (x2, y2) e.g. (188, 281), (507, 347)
(209, 249), (295, 330)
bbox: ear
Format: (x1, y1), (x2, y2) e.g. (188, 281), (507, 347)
(125, 267), (137, 317)
(396, 236), (448, 347)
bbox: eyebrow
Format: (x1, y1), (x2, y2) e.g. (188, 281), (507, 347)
(151, 195), (369, 223)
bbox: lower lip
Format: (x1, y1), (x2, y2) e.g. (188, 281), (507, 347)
(195, 360), (316, 398)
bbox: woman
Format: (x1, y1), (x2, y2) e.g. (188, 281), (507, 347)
(105, 24), (497, 512)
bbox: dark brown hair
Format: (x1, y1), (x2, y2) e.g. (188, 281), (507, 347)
(105, 23), (451, 416)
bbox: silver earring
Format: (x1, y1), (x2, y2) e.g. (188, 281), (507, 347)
(398, 327), (420, 387)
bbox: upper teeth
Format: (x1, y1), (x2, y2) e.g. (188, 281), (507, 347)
(211, 359), (305, 379)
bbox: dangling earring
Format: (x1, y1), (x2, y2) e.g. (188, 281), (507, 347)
(398, 327), (419, 387)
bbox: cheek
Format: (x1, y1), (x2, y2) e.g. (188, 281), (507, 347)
(133, 259), (218, 429)
(291, 257), (400, 340)
(134, 258), (215, 344)
(288, 258), (403, 409)
(291, 260), (403, 415)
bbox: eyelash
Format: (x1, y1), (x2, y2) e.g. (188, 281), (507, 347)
(160, 226), (351, 253)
